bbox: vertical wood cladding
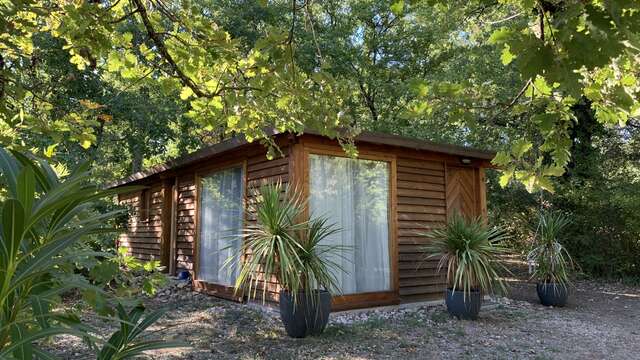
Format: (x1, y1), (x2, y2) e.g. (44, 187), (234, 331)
(396, 157), (448, 302)
(118, 185), (164, 261)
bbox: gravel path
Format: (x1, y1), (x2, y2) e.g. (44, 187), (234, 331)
(47, 276), (640, 360)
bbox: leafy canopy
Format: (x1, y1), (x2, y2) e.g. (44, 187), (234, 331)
(2, 0), (639, 190)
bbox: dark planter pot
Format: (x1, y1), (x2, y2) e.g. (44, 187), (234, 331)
(537, 282), (568, 307)
(279, 289), (331, 338)
(445, 288), (482, 320)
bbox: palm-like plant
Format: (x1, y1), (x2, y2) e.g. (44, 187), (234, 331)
(231, 182), (345, 305)
(293, 216), (346, 297)
(0, 148), (183, 359)
(97, 304), (175, 360)
(421, 214), (509, 297)
(527, 211), (574, 286)
(0, 148), (115, 357)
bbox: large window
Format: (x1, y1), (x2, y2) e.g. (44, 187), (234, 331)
(198, 166), (244, 286)
(309, 154), (391, 294)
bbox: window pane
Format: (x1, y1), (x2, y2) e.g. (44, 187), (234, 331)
(309, 154), (390, 294)
(198, 167), (243, 286)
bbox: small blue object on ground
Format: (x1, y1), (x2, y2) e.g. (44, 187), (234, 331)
(177, 270), (190, 280)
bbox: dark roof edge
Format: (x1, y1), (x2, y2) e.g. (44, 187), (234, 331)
(107, 131), (495, 189)
(106, 136), (250, 188)
(352, 131), (495, 160)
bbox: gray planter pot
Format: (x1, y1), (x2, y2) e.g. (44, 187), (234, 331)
(537, 282), (568, 307)
(279, 289), (331, 338)
(445, 288), (482, 320)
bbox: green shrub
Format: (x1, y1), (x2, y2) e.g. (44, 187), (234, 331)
(230, 182), (347, 305)
(0, 148), (181, 358)
(421, 214), (510, 297)
(487, 167), (640, 280)
(527, 211), (575, 286)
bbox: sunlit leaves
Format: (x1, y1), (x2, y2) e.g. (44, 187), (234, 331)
(500, 45), (515, 65)
(3, 0), (640, 195)
(408, 79), (430, 97)
(391, 1), (405, 16)
(499, 172), (513, 187)
(179, 87), (194, 100)
(69, 53), (88, 70)
(409, 0), (640, 192)
(511, 139), (532, 159)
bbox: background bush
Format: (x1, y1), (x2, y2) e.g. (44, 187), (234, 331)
(488, 119), (640, 281)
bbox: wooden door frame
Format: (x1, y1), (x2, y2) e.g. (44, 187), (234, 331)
(299, 140), (400, 311)
(193, 159), (247, 301)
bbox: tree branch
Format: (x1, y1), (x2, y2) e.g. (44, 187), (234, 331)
(131, 0), (207, 98)
(109, 8), (139, 24)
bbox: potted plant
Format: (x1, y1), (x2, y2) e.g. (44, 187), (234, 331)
(230, 183), (346, 338)
(421, 214), (509, 320)
(527, 211), (574, 307)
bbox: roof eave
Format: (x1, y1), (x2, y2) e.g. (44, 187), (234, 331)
(107, 131), (496, 188)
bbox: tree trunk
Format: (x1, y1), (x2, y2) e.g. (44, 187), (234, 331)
(131, 142), (144, 173)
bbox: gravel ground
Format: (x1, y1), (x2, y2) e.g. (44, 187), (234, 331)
(46, 275), (640, 360)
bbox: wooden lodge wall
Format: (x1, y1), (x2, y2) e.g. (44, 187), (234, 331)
(116, 134), (488, 308)
(395, 157), (448, 302)
(118, 185), (165, 261)
(118, 139), (291, 302)
(296, 135), (485, 305)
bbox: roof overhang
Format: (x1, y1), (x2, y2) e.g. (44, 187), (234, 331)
(107, 131), (495, 188)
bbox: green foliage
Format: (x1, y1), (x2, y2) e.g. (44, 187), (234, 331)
(1, 0), (354, 160)
(421, 214), (509, 297)
(231, 182), (347, 305)
(4, 0), (639, 191)
(404, 0), (640, 190)
(0, 147), (120, 357)
(292, 216), (350, 299)
(527, 211), (575, 287)
(2, 0), (639, 286)
(488, 108), (640, 280)
(97, 304), (184, 360)
(107, 247), (169, 298)
(0, 147), (176, 358)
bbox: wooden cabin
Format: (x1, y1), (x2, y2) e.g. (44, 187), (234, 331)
(110, 132), (494, 311)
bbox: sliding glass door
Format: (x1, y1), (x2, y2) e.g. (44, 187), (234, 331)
(309, 154), (391, 295)
(198, 166), (244, 286)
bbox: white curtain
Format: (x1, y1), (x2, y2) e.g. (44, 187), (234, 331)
(198, 167), (243, 286)
(309, 154), (390, 295)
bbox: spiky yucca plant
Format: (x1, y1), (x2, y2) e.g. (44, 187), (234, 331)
(421, 214), (509, 297)
(527, 211), (575, 287)
(231, 182), (346, 305)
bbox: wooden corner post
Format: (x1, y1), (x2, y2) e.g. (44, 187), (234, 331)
(160, 177), (175, 272)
